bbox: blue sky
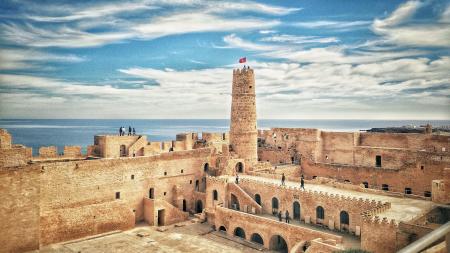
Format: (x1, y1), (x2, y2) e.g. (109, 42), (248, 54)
(0, 0), (449, 119)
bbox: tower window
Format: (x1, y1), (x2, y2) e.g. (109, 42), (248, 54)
(131, 175), (134, 180)
(164, 171), (167, 176)
(420, 165), (424, 170)
(382, 184), (389, 191)
(115, 192), (120, 199)
(375, 155), (382, 167)
(405, 188), (412, 194)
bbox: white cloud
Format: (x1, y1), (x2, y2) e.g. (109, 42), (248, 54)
(222, 34), (280, 51)
(0, 48), (85, 70)
(372, 1), (450, 47)
(294, 20), (371, 29)
(260, 34), (339, 44)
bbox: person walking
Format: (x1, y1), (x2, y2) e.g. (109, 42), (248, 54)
(121, 126), (125, 136)
(285, 210), (290, 223)
(132, 128), (136, 136)
(119, 127), (122, 136)
(281, 173), (286, 186)
(278, 210), (282, 222)
(301, 177), (305, 190)
(128, 126), (132, 136)
(235, 173), (239, 184)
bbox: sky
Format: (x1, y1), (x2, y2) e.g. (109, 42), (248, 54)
(0, 0), (449, 120)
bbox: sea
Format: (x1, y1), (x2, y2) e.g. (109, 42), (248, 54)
(1, 119), (449, 156)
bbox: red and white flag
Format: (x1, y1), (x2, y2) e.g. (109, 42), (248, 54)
(239, 57), (246, 63)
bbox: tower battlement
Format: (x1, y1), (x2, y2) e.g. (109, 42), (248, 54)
(230, 67), (258, 167)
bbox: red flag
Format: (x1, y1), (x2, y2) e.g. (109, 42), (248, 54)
(239, 57), (246, 63)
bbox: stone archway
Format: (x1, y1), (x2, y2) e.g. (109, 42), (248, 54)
(235, 162), (244, 173)
(269, 234), (288, 253)
(293, 201), (301, 220)
(219, 226), (227, 232)
(230, 193), (240, 210)
(234, 227), (246, 239)
(251, 233), (264, 245)
(196, 200), (203, 213)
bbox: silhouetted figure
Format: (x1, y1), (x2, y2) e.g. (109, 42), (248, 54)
(132, 128), (136, 136)
(301, 177), (305, 190)
(278, 211), (282, 222)
(128, 126), (132, 136)
(121, 126), (125, 136)
(235, 174), (239, 184)
(285, 210), (290, 223)
(281, 173), (286, 186)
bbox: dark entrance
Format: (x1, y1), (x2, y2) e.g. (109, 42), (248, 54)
(234, 227), (246, 239)
(120, 145), (127, 157)
(272, 197), (279, 215)
(149, 188), (154, 199)
(255, 194), (261, 205)
(293, 201), (300, 220)
(157, 209), (165, 226)
(182, 199), (187, 212)
(235, 162), (244, 173)
(376, 155), (382, 167)
(270, 235), (288, 253)
(251, 233), (264, 245)
(196, 200), (203, 213)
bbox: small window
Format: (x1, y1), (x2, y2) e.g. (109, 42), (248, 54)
(405, 188), (412, 194)
(181, 169), (184, 173)
(116, 192), (120, 199)
(376, 155), (382, 167)
(249, 86), (252, 89)
(131, 175), (135, 180)
(312, 176), (317, 179)
(362, 182), (369, 188)
(213, 190), (218, 201)
(133, 209), (136, 213)
(190, 180), (192, 184)
(344, 179), (350, 183)
(382, 184), (389, 191)
(164, 171), (167, 176)
(164, 192), (167, 196)
(424, 191), (431, 197)
(420, 165), (424, 170)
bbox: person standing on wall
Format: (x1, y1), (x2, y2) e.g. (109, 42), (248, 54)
(285, 210), (290, 223)
(235, 173), (239, 184)
(301, 175), (305, 190)
(119, 127), (122, 136)
(132, 128), (136, 136)
(281, 173), (286, 186)
(278, 210), (282, 222)
(128, 126), (132, 136)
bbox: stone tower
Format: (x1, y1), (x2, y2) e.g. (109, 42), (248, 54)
(229, 67), (258, 166)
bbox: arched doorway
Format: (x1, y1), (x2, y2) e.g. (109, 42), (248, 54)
(293, 201), (300, 220)
(196, 200), (203, 213)
(219, 226), (227, 232)
(269, 235), (288, 253)
(231, 194), (240, 210)
(204, 163), (209, 172)
(255, 194), (261, 205)
(340, 210), (349, 231)
(234, 227), (246, 239)
(251, 233), (264, 245)
(182, 199), (187, 212)
(213, 190), (218, 201)
(316, 206), (325, 224)
(272, 197), (279, 215)
(120, 145), (127, 157)
(235, 162), (244, 173)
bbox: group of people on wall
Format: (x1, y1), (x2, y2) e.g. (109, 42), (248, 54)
(119, 126), (136, 136)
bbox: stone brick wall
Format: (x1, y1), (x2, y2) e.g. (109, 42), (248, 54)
(0, 147), (213, 252)
(38, 146), (58, 158)
(63, 145), (82, 158)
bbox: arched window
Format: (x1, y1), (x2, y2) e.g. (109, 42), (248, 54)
(234, 227), (246, 239)
(213, 190), (218, 201)
(272, 197), (279, 215)
(251, 233), (264, 245)
(340, 210), (349, 225)
(235, 162), (244, 173)
(219, 226), (226, 232)
(293, 201), (301, 220)
(316, 206), (325, 220)
(255, 194), (261, 205)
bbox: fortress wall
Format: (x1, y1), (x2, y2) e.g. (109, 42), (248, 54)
(353, 147), (414, 168)
(236, 178), (380, 233)
(202, 132), (227, 142)
(0, 166), (40, 253)
(0, 129), (12, 149)
(359, 132), (450, 151)
(0, 146), (32, 168)
(63, 146), (82, 158)
(361, 217), (398, 253)
(38, 146), (58, 158)
(258, 149), (292, 164)
(320, 132), (356, 164)
(172, 140), (185, 151)
(303, 154), (447, 195)
(0, 148), (212, 251)
(94, 135), (143, 158)
(206, 177), (228, 209)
